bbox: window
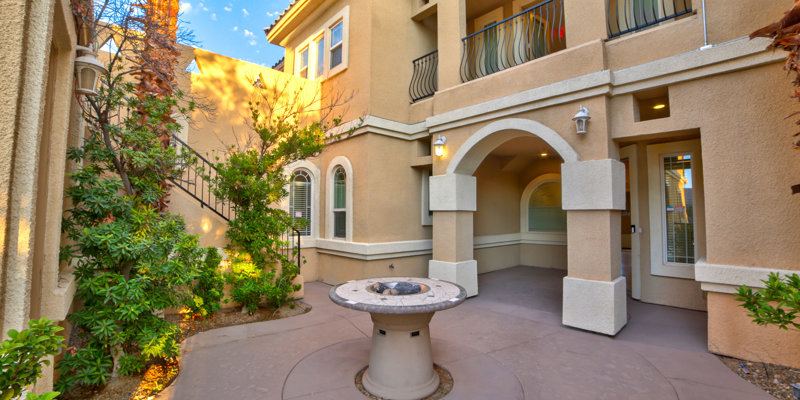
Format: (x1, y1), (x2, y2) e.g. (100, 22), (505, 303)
(298, 47), (309, 79)
(333, 167), (346, 238)
(661, 154), (694, 264)
(421, 170), (432, 226)
(315, 36), (325, 78)
(290, 170), (312, 236)
(528, 181), (566, 232)
(330, 20), (343, 69)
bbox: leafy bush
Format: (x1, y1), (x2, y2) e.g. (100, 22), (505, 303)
(184, 247), (226, 317)
(0, 318), (65, 400)
(737, 272), (800, 330)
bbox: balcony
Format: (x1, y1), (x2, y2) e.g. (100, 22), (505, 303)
(607, 0), (692, 38)
(409, 50), (438, 102)
(460, 0), (565, 82)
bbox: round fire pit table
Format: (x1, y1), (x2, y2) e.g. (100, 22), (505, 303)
(329, 277), (466, 400)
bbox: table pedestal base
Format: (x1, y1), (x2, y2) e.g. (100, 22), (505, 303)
(362, 312), (439, 400)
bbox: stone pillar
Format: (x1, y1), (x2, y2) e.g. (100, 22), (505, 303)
(428, 173), (478, 297)
(436, 0), (467, 91)
(561, 159), (627, 335)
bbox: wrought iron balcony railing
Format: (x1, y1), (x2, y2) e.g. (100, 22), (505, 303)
(607, 0), (692, 38)
(409, 50), (438, 102)
(460, 0), (565, 82)
(170, 135), (234, 221)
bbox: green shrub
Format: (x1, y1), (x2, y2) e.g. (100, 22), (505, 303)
(0, 318), (65, 400)
(737, 272), (800, 330)
(185, 247), (226, 317)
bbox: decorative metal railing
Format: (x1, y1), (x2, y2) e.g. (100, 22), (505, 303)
(409, 50), (438, 102)
(169, 136), (301, 269)
(169, 135), (234, 221)
(460, 0), (565, 82)
(607, 0), (692, 38)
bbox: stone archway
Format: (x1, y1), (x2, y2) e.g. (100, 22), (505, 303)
(429, 117), (629, 335)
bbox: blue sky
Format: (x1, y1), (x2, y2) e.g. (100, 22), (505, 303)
(178, 0), (293, 67)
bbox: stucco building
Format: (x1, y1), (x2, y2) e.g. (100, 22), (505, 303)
(259, 0), (800, 369)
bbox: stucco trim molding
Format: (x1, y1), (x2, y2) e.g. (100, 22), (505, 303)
(561, 159), (626, 210)
(695, 258), (799, 294)
(315, 238), (433, 260)
(473, 232), (567, 249)
(562, 276), (627, 336)
(327, 115), (428, 142)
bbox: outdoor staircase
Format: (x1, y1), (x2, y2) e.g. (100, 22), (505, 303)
(169, 135), (301, 268)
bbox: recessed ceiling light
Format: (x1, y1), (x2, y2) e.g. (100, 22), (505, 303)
(540, 152), (548, 157)
(653, 104), (666, 110)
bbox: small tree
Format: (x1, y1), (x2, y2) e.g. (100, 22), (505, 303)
(212, 75), (350, 311)
(737, 273), (800, 330)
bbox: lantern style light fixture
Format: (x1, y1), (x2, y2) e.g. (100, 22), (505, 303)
(572, 105), (590, 135)
(433, 135), (447, 157)
(74, 45), (108, 96)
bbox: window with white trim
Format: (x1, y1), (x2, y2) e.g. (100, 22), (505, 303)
(290, 169), (312, 236)
(329, 20), (343, 69)
(298, 47), (309, 79)
(528, 181), (566, 232)
(333, 166), (347, 238)
(293, 6), (349, 80)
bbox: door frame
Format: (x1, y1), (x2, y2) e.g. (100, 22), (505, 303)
(620, 144), (641, 299)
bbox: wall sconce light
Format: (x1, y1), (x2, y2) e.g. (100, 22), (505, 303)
(74, 45), (108, 96)
(433, 135), (447, 157)
(572, 105), (590, 135)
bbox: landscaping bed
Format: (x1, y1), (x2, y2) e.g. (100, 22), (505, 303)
(61, 301), (311, 400)
(718, 355), (800, 400)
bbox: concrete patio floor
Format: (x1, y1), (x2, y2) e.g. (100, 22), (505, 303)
(158, 266), (772, 399)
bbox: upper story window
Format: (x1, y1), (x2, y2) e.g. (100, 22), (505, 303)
(290, 170), (312, 236)
(333, 166), (347, 238)
(298, 47), (309, 79)
(293, 6), (349, 80)
(330, 20), (343, 69)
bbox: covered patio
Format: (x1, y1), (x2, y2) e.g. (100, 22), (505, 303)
(158, 266), (769, 399)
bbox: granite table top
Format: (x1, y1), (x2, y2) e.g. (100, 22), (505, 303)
(329, 277), (467, 315)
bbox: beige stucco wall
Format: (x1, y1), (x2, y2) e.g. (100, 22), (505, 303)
(316, 253), (431, 284)
(708, 292), (800, 369)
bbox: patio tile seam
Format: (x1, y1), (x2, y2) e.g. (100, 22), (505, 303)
(666, 376), (768, 395)
(622, 343), (683, 400)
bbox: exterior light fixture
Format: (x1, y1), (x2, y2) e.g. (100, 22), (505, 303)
(572, 105), (590, 135)
(540, 152), (548, 158)
(433, 135), (447, 157)
(653, 104), (666, 110)
(74, 45), (108, 96)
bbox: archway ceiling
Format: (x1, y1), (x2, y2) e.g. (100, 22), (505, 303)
(484, 136), (561, 173)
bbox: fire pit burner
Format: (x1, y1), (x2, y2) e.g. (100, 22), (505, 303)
(368, 281), (430, 295)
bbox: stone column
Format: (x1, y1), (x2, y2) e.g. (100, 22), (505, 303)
(436, 0), (467, 91)
(561, 159), (627, 335)
(428, 173), (478, 297)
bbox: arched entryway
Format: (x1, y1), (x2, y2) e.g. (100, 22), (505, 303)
(429, 118), (628, 335)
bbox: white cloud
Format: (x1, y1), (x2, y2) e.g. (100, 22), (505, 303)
(232, 26), (238, 31)
(211, 13), (216, 21)
(249, 39), (257, 46)
(223, 3), (232, 12)
(179, 1), (192, 13)
(242, 8), (249, 17)
(244, 29), (254, 38)
(266, 11), (280, 18)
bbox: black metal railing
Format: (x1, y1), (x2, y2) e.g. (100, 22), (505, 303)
(169, 136), (302, 270)
(280, 227), (302, 270)
(409, 50), (438, 102)
(460, 0), (565, 82)
(169, 135), (234, 221)
(607, 0), (692, 38)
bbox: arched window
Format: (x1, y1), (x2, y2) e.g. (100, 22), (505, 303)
(528, 181), (566, 232)
(333, 166), (347, 238)
(290, 170), (312, 236)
